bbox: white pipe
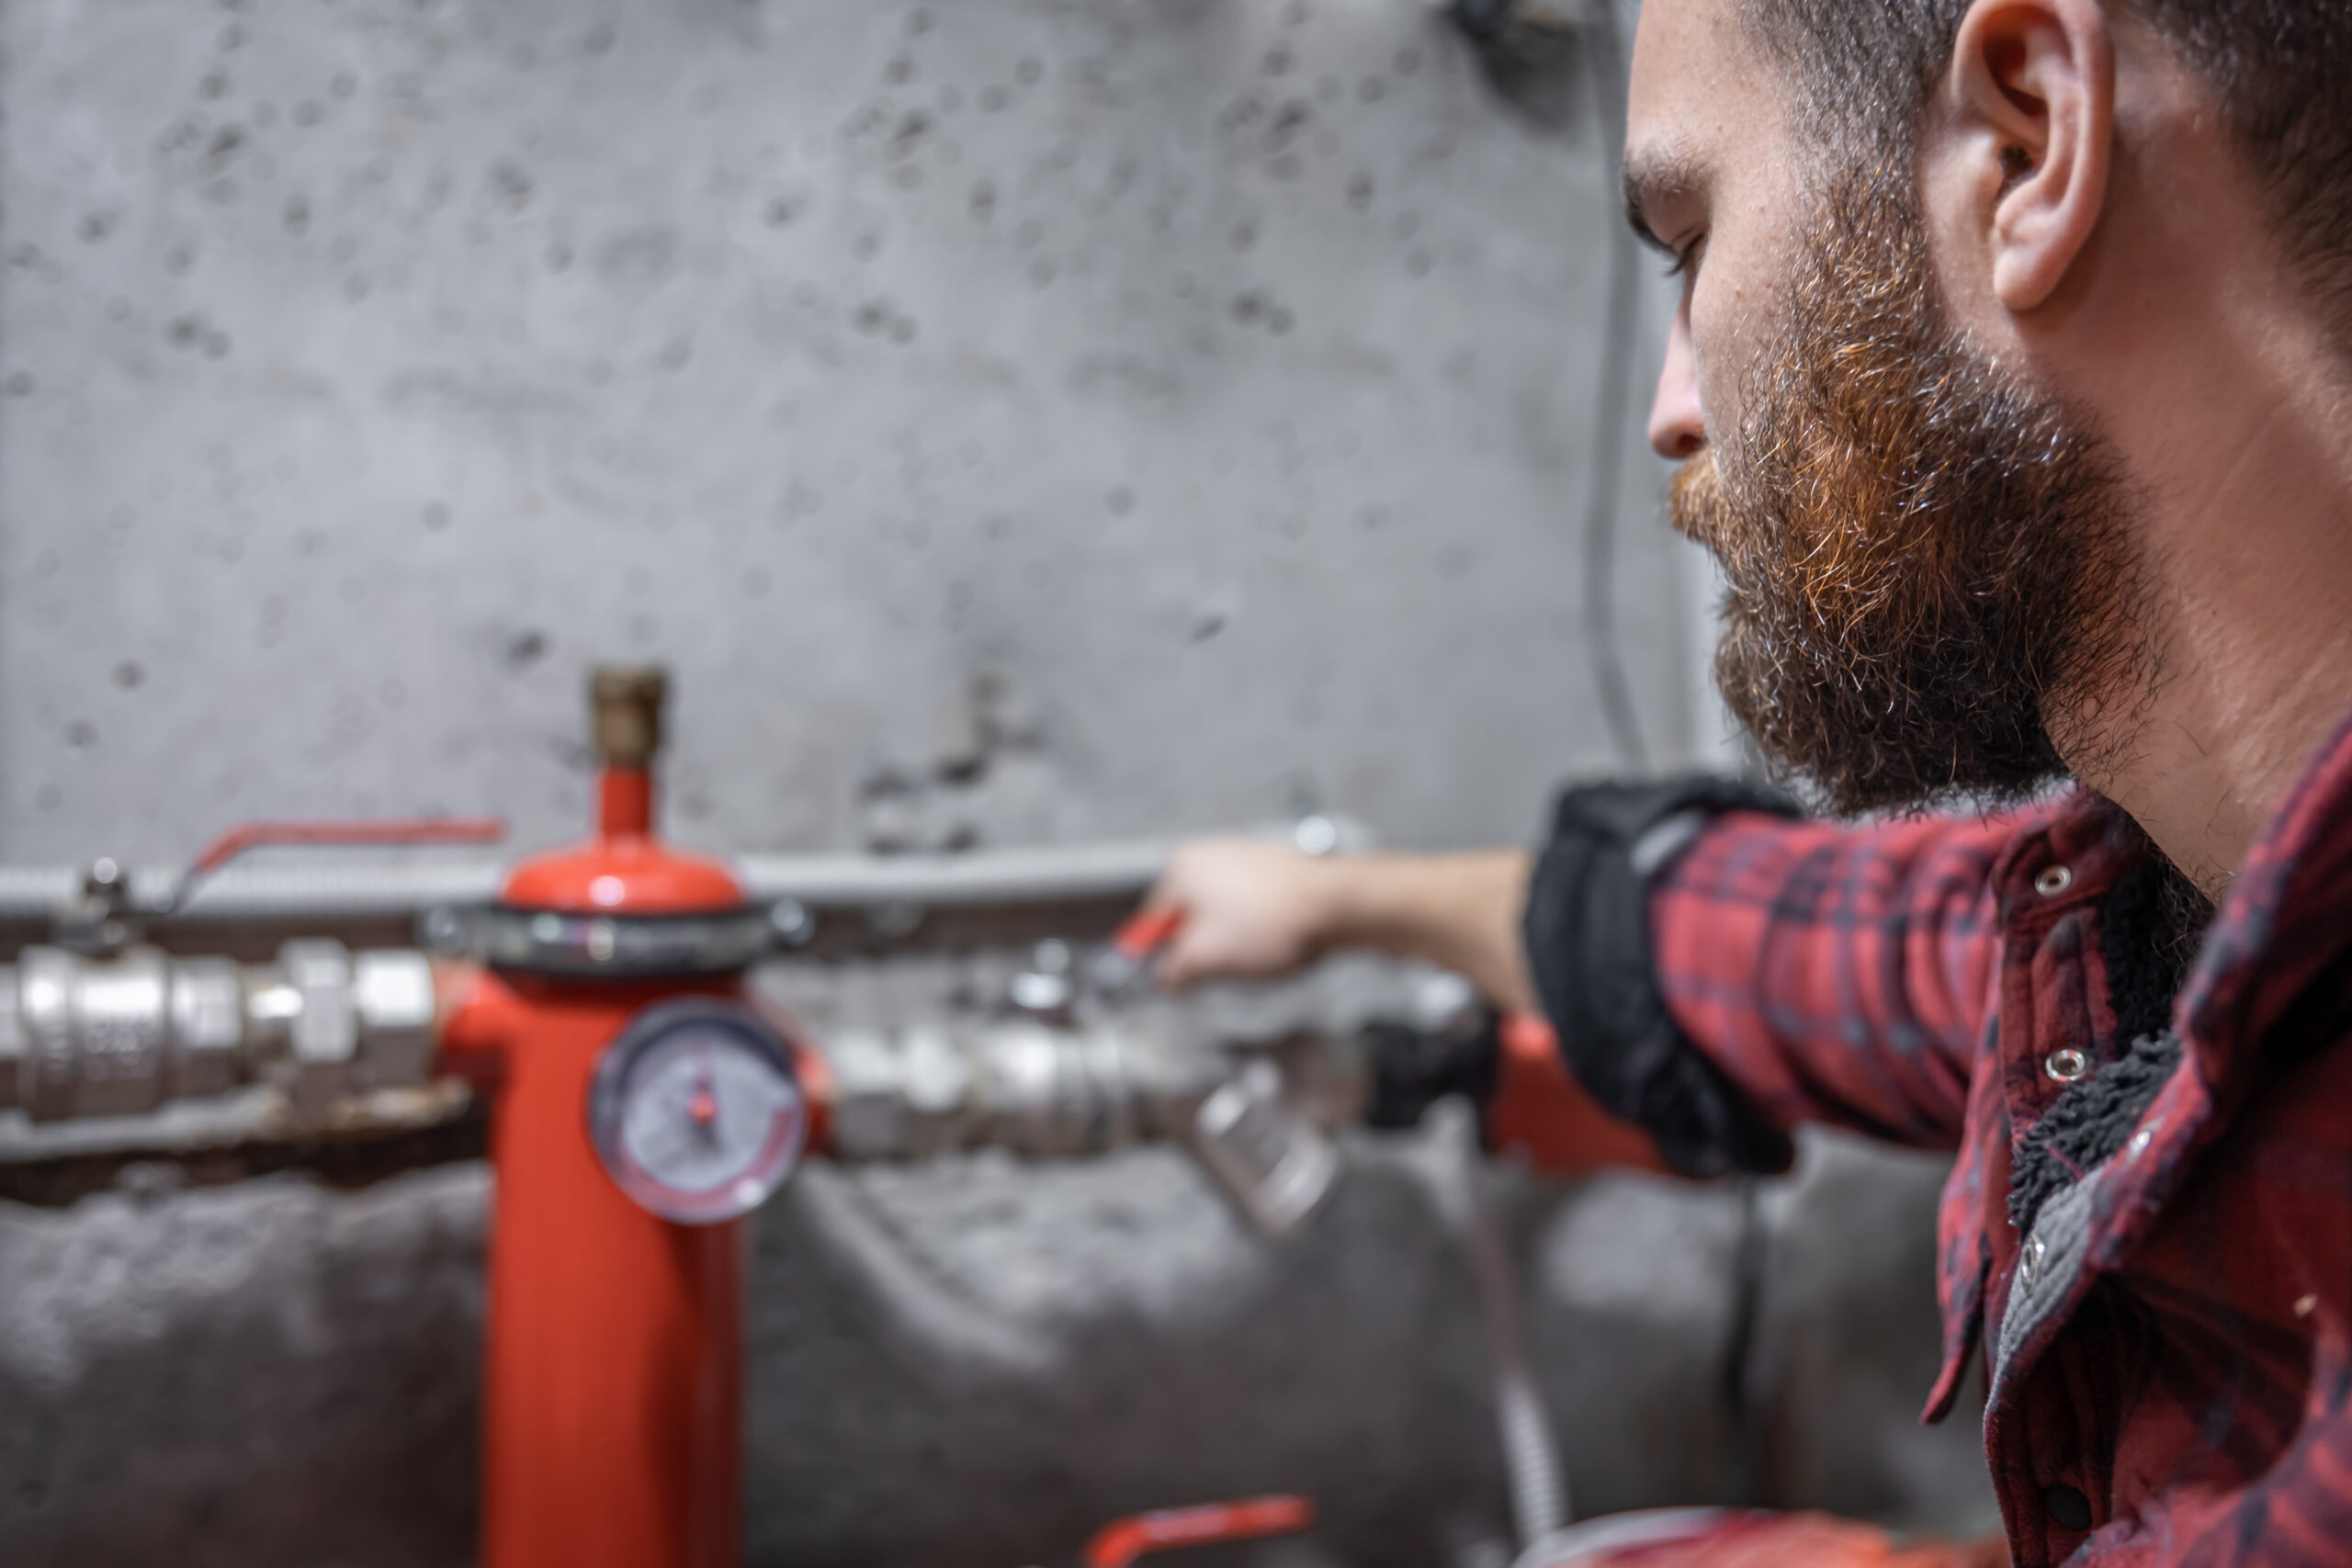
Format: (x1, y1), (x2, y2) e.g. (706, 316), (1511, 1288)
(737, 838), (1170, 908)
(0, 819), (1371, 924)
(0, 843), (1156, 924)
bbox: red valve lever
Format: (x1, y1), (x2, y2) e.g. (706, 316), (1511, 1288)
(1111, 907), (1185, 961)
(1095, 907), (1187, 996)
(188, 817), (508, 876)
(1082, 1495), (1315, 1568)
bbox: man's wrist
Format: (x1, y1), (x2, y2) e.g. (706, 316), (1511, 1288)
(1304, 853), (1383, 957)
(1312, 851), (1536, 1010)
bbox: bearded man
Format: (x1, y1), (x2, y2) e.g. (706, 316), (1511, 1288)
(1142, 0), (2352, 1562)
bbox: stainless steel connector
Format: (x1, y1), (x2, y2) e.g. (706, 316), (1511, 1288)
(0, 942), (438, 1122)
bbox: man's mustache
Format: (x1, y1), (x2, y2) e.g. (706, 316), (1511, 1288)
(1668, 450), (1736, 556)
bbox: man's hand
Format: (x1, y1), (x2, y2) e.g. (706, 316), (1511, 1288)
(1147, 839), (1346, 990)
(1140, 840), (1539, 1012)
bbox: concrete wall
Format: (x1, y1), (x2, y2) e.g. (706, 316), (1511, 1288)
(0, 1129), (1994, 1568)
(0, 0), (1996, 1562)
(0, 0), (1692, 868)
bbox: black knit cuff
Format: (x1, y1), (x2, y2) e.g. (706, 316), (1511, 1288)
(1521, 775), (1801, 1179)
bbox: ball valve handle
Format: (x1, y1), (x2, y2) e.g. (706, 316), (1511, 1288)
(1088, 906), (1345, 1235)
(184, 818), (510, 879)
(1090, 906), (1185, 997)
(155, 817), (508, 917)
(1081, 1495), (1315, 1568)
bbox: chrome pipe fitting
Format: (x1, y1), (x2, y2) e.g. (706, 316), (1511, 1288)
(0, 942), (437, 1122)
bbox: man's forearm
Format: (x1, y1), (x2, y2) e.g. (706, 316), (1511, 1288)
(1317, 851), (1538, 1012)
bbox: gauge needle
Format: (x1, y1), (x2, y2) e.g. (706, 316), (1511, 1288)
(690, 1049), (719, 1140)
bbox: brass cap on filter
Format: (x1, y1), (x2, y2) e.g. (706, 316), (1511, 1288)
(591, 666), (666, 770)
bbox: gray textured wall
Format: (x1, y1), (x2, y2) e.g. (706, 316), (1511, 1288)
(0, 1131), (1994, 1568)
(0, 1), (1994, 1562)
(0, 0), (1690, 868)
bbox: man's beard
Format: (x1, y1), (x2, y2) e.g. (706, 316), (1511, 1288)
(1671, 175), (2147, 816)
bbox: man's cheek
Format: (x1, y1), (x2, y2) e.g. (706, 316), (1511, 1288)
(1687, 282), (1768, 450)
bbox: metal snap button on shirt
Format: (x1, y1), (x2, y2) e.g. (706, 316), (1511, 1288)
(2043, 1483), (2094, 1531)
(2018, 1234), (2049, 1293)
(2035, 864), (2074, 897)
(2045, 1047), (2091, 1083)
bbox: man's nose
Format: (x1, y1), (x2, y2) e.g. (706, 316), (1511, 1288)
(1648, 305), (1705, 460)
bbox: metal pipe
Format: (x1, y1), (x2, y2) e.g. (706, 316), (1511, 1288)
(0, 942), (438, 1121)
(738, 838), (1173, 908)
(0, 819), (1369, 929)
(0, 839), (1170, 925)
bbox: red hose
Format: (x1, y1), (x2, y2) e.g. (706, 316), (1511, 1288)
(188, 817), (508, 876)
(1082, 1495), (1314, 1568)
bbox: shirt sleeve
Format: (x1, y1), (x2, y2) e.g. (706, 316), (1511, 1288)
(1521, 775), (2030, 1177)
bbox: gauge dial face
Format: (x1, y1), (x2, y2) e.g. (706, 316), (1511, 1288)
(587, 1001), (806, 1224)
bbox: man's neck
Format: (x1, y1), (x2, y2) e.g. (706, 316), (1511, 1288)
(2061, 298), (2352, 900)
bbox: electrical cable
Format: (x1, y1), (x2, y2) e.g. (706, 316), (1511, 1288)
(1430, 1098), (1570, 1549)
(1574, 4), (1775, 1507)
(1720, 1174), (1770, 1506)
(1577, 1), (1651, 773)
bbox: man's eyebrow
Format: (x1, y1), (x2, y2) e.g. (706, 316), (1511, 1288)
(1622, 141), (1705, 255)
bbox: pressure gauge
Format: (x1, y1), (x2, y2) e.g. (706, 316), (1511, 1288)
(587, 999), (808, 1224)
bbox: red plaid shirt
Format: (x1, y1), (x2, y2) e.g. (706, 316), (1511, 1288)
(1647, 712), (2352, 1567)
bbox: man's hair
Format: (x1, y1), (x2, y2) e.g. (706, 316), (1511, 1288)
(1747, 0), (2352, 323)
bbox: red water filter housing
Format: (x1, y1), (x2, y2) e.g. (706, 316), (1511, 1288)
(440, 668), (787, 1568)
(1486, 1012), (1671, 1177)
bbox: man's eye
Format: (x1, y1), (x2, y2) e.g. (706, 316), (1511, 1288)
(1665, 237), (1705, 280)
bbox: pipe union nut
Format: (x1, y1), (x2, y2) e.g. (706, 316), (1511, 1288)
(352, 949), (435, 1089)
(281, 941), (357, 1066)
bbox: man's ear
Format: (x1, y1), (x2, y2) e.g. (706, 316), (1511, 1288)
(1943, 0), (2115, 310)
